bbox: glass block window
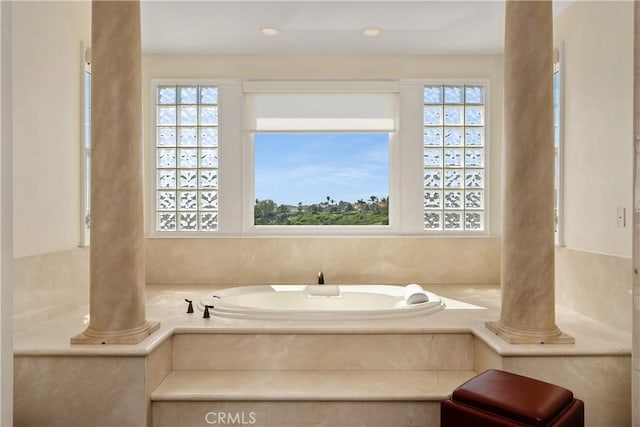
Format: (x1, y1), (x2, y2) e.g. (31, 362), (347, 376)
(155, 85), (219, 232)
(423, 85), (485, 231)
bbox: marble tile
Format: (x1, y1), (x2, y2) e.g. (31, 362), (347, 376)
(147, 336), (173, 394)
(472, 336), (502, 373)
(152, 370), (476, 401)
(504, 356), (631, 427)
(12, 284), (633, 427)
(14, 356), (148, 427)
(474, 304), (631, 357)
(145, 237), (500, 286)
(146, 338), (173, 427)
(152, 401), (440, 427)
(556, 247), (633, 332)
(13, 247), (89, 332)
(472, 336), (633, 426)
(172, 333), (474, 371)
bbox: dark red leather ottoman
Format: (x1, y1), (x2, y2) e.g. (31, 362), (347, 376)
(441, 369), (584, 427)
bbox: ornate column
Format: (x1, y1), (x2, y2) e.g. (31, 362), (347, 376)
(486, 0), (572, 344)
(72, 0), (159, 344)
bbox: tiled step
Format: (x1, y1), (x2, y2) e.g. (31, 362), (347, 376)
(152, 369), (476, 401)
(171, 332), (474, 371)
(153, 400), (439, 427)
(151, 369), (476, 427)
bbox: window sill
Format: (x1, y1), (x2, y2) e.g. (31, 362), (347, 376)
(146, 230), (495, 239)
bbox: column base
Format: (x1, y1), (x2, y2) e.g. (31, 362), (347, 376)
(486, 321), (574, 344)
(71, 321), (160, 345)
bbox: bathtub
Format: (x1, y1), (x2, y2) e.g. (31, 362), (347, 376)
(198, 284), (445, 320)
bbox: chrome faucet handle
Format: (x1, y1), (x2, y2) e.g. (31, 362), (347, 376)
(185, 299), (194, 314)
(318, 271), (324, 285)
(203, 305), (214, 319)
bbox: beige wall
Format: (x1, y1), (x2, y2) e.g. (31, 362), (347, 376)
(1, 1), (13, 424)
(553, 1), (634, 331)
(11, 2), (91, 324)
(12, 1), (90, 258)
(633, 2), (640, 424)
(554, 1), (633, 258)
(143, 54), (504, 285)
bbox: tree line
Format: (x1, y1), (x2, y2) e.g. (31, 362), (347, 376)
(255, 196), (389, 225)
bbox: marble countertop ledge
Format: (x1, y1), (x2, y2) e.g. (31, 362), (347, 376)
(13, 284), (631, 357)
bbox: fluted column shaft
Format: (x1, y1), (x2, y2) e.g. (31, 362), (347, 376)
(487, 0), (572, 344)
(72, 0), (158, 344)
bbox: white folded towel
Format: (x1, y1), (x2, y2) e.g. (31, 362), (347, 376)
(404, 284), (429, 305)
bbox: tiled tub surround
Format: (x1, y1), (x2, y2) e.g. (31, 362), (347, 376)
(13, 247), (89, 332)
(155, 332), (476, 427)
(556, 247), (633, 333)
(14, 284), (631, 427)
(146, 238), (501, 286)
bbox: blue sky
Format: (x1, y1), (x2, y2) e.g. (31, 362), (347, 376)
(254, 133), (389, 205)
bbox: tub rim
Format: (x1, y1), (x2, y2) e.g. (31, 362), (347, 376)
(198, 284), (446, 320)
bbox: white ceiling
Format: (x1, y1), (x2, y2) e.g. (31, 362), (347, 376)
(140, 1), (574, 55)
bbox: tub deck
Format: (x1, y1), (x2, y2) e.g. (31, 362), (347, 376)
(13, 284), (632, 426)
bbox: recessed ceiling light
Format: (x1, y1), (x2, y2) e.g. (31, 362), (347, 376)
(261, 27), (280, 37)
(363, 28), (382, 37)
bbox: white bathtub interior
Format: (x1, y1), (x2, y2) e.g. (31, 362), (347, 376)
(197, 284), (454, 320)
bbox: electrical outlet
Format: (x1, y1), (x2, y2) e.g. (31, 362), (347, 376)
(617, 207), (626, 227)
